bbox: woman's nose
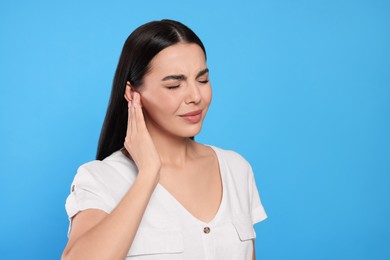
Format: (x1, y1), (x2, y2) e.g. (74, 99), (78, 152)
(184, 82), (201, 104)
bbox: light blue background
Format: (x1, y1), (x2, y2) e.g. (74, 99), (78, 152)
(1, 0), (389, 259)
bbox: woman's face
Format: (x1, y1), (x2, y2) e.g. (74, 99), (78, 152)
(137, 43), (212, 138)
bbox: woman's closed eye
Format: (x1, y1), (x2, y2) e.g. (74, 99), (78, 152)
(165, 78), (209, 90)
(198, 79), (209, 84)
(166, 85), (180, 89)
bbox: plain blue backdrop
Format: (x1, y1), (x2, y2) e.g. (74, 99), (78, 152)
(1, 0), (389, 259)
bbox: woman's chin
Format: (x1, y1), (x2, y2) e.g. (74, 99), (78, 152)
(176, 125), (203, 138)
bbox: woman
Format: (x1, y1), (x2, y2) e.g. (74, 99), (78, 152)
(62, 19), (267, 260)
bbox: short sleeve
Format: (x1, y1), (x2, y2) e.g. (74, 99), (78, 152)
(65, 163), (115, 220)
(248, 165), (267, 225)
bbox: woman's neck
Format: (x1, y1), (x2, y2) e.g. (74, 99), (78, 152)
(149, 128), (195, 167)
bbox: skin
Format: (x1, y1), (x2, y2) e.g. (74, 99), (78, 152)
(62, 43), (256, 259)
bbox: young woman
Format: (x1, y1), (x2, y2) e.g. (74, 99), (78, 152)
(62, 19), (267, 260)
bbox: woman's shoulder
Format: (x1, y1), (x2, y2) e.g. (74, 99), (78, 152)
(74, 150), (137, 185)
(66, 150), (138, 217)
(207, 145), (250, 165)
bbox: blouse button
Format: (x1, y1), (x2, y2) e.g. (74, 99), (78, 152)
(203, 227), (211, 234)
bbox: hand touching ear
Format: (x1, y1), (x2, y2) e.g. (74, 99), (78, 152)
(124, 83), (161, 181)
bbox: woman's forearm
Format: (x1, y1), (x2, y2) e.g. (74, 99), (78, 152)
(62, 171), (159, 260)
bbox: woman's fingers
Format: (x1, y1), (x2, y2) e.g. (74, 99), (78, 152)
(131, 98), (137, 134)
(127, 100), (132, 132)
(124, 91), (161, 173)
(126, 91), (143, 140)
(133, 92), (146, 132)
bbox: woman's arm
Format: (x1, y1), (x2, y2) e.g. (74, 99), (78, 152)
(62, 171), (159, 260)
(62, 93), (161, 260)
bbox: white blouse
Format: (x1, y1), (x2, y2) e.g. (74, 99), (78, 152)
(65, 145), (267, 259)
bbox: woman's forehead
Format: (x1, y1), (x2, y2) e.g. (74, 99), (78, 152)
(148, 43), (206, 75)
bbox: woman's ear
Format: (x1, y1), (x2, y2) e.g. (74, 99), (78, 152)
(124, 81), (133, 102)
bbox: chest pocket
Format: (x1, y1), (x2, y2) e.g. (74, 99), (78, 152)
(232, 213), (256, 241)
(127, 227), (184, 259)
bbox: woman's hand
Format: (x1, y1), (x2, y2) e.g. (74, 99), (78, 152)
(124, 92), (161, 179)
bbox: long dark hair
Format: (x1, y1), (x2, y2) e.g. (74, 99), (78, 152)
(96, 19), (207, 160)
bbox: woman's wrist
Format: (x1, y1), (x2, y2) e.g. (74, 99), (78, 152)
(136, 168), (160, 188)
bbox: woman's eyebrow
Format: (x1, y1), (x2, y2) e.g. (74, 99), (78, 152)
(161, 74), (185, 81)
(196, 68), (209, 78)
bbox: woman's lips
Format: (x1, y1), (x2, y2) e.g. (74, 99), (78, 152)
(179, 110), (203, 123)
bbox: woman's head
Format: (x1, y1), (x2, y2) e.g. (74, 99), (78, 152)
(97, 20), (209, 160)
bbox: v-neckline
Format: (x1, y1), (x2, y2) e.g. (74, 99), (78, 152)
(156, 145), (225, 226)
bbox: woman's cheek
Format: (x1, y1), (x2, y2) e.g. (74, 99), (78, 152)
(202, 85), (212, 105)
(139, 91), (160, 110)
